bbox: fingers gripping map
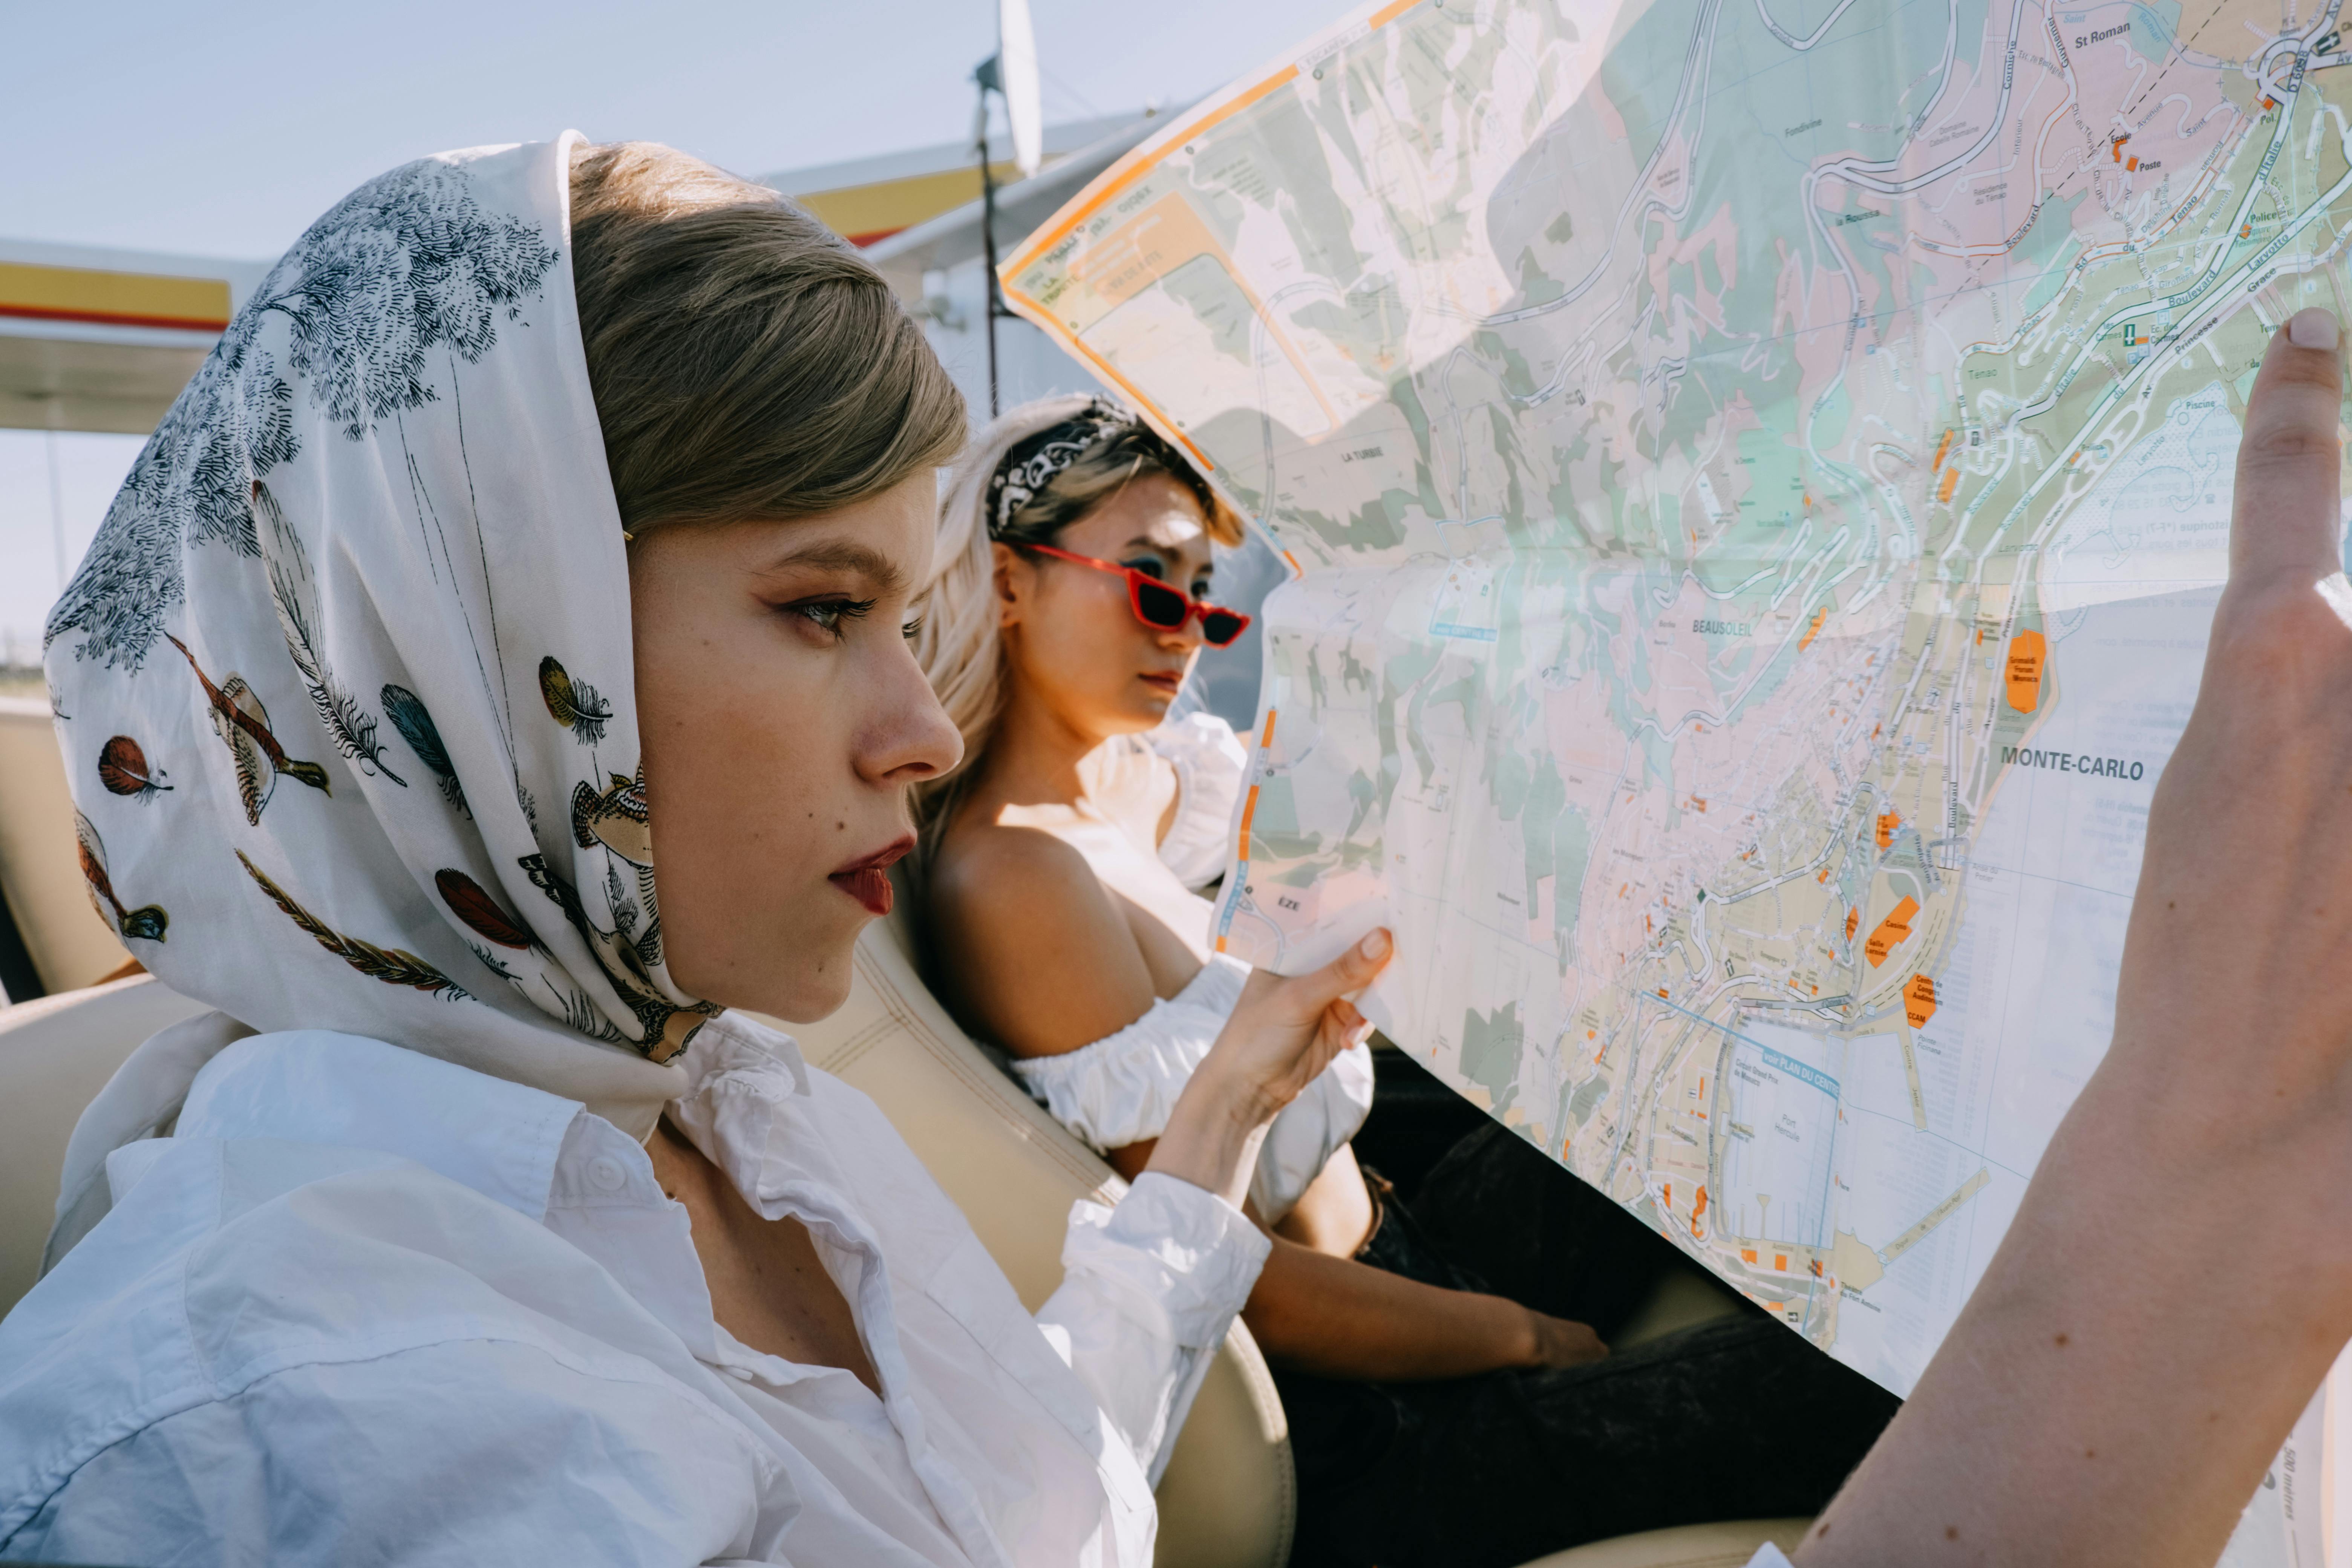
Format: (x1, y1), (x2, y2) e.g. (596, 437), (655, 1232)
(1003, 0), (2349, 1541)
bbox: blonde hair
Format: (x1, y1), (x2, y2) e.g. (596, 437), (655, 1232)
(568, 142), (966, 531)
(911, 396), (1243, 836)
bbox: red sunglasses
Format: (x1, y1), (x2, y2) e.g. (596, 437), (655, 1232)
(1024, 544), (1253, 647)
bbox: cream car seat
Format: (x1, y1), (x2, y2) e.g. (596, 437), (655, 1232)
(0, 695), (133, 997)
(1516, 1520), (1810, 1567)
(0, 975), (213, 1312)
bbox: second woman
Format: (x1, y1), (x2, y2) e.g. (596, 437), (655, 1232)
(913, 395), (1904, 1568)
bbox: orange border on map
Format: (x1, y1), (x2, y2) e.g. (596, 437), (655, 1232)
(1006, 67), (1302, 277)
(997, 0), (1427, 495)
(1215, 706), (1283, 954)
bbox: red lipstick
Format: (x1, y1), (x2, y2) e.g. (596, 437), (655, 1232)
(828, 836), (914, 916)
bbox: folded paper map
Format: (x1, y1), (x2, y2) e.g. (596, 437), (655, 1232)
(1001, 0), (2351, 1551)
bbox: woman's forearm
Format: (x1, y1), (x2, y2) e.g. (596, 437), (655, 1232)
(1240, 1235), (1545, 1380)
(1144, 934), (1390, 1210)
(1798, 1071), (2352, 1566)
(1145, 1060), (1274, 1211)
(1801, 315), (2352, 1565)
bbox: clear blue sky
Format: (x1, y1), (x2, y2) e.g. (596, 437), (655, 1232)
(0, 0), (1356, 657)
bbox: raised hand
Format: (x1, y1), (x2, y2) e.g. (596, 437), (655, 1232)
(1213, 931), (1393, 1116)
(1801, 309), (2352, 1566)
(1147, 931), (1392, 1210)
(2112, 308), (2352, 1148)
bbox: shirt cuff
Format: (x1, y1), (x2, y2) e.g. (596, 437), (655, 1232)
(1062, 1171), (1271, 1348)
(1746, 1546), (1794, 1567)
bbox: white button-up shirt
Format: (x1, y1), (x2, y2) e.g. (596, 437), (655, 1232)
(0, 1013), (1270, 1566)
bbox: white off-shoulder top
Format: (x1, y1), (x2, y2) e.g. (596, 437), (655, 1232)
(1006, 715), (1375, 1223)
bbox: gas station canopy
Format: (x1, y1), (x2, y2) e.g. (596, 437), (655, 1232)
(0, 239), (267, 436)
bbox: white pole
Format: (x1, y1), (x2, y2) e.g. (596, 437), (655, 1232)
(998, 0), (1042, 177)
(46, 429), (70, 593)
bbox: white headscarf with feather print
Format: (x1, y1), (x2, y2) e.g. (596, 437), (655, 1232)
(44, 135), (712, 1146)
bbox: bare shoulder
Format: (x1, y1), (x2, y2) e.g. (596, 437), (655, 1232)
(922, 816), (1159, 1057)
(925, 814), (1113, 956)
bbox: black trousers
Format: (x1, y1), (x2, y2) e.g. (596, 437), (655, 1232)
(1275, 1123), (1900, 1568)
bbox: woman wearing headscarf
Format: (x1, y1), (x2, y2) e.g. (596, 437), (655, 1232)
(0, 136), (1389, 1566)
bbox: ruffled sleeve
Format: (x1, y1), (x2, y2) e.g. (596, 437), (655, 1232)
(1007, 951), (1374, 1224)
(1147, 712), (1248, 891)
(1007, 956), (1248, 1153)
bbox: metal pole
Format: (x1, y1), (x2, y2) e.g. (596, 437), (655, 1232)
(975, 70), (1003, 419)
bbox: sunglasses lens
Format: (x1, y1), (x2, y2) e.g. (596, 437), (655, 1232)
(1135, 579), (1189, 628)
(1202, 610), (1247, 647)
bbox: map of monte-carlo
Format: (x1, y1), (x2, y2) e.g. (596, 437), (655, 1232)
(1001, 0), (2352, 1520)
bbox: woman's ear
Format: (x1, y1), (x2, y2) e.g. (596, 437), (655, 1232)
(990, 541), (1028, 629)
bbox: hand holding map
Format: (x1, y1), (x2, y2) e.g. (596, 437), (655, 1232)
(1804, 311), (2352, 1567)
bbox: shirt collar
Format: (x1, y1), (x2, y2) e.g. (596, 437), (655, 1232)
(677, 1009), (812, 1096)
(178, 1030), (586, 1222)
(169, 1014), (816, 1224)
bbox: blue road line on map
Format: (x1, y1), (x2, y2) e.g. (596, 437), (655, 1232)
(1642, 989), (1767, 1048)
(1641, 990), (1842, 1096)
(1429, 622), (1499, 642)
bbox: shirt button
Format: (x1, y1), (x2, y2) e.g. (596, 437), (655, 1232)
(588, 1156), (628, 1193)
(725, 1364), (756, 1381)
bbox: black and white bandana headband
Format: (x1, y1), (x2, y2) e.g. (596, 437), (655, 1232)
(985, 399), (1218, 538)
(986, 400), (1123, 537)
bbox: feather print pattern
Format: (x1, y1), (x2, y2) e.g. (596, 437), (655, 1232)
(604, 860), (639, 939)
(538, 656), (611, 744)
(237, 851), (467, 998)
(43, 145), (732, 1087)
(466, 941), (523, 985)
(256, 481), (406, 785)
(434, 868), (536, 949)
(96, 735), (172, 801)
(516, 851), (711, 1062)
(381, 683), (469, 815)
(570, 767), (653, 867)
(218, 677), (273, 824)
(551, 982), (630, 1044)
(166, 633), (330, 825)
(75, 812), (168, 943)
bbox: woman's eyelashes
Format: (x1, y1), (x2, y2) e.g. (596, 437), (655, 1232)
(781, 595), (877, 642)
